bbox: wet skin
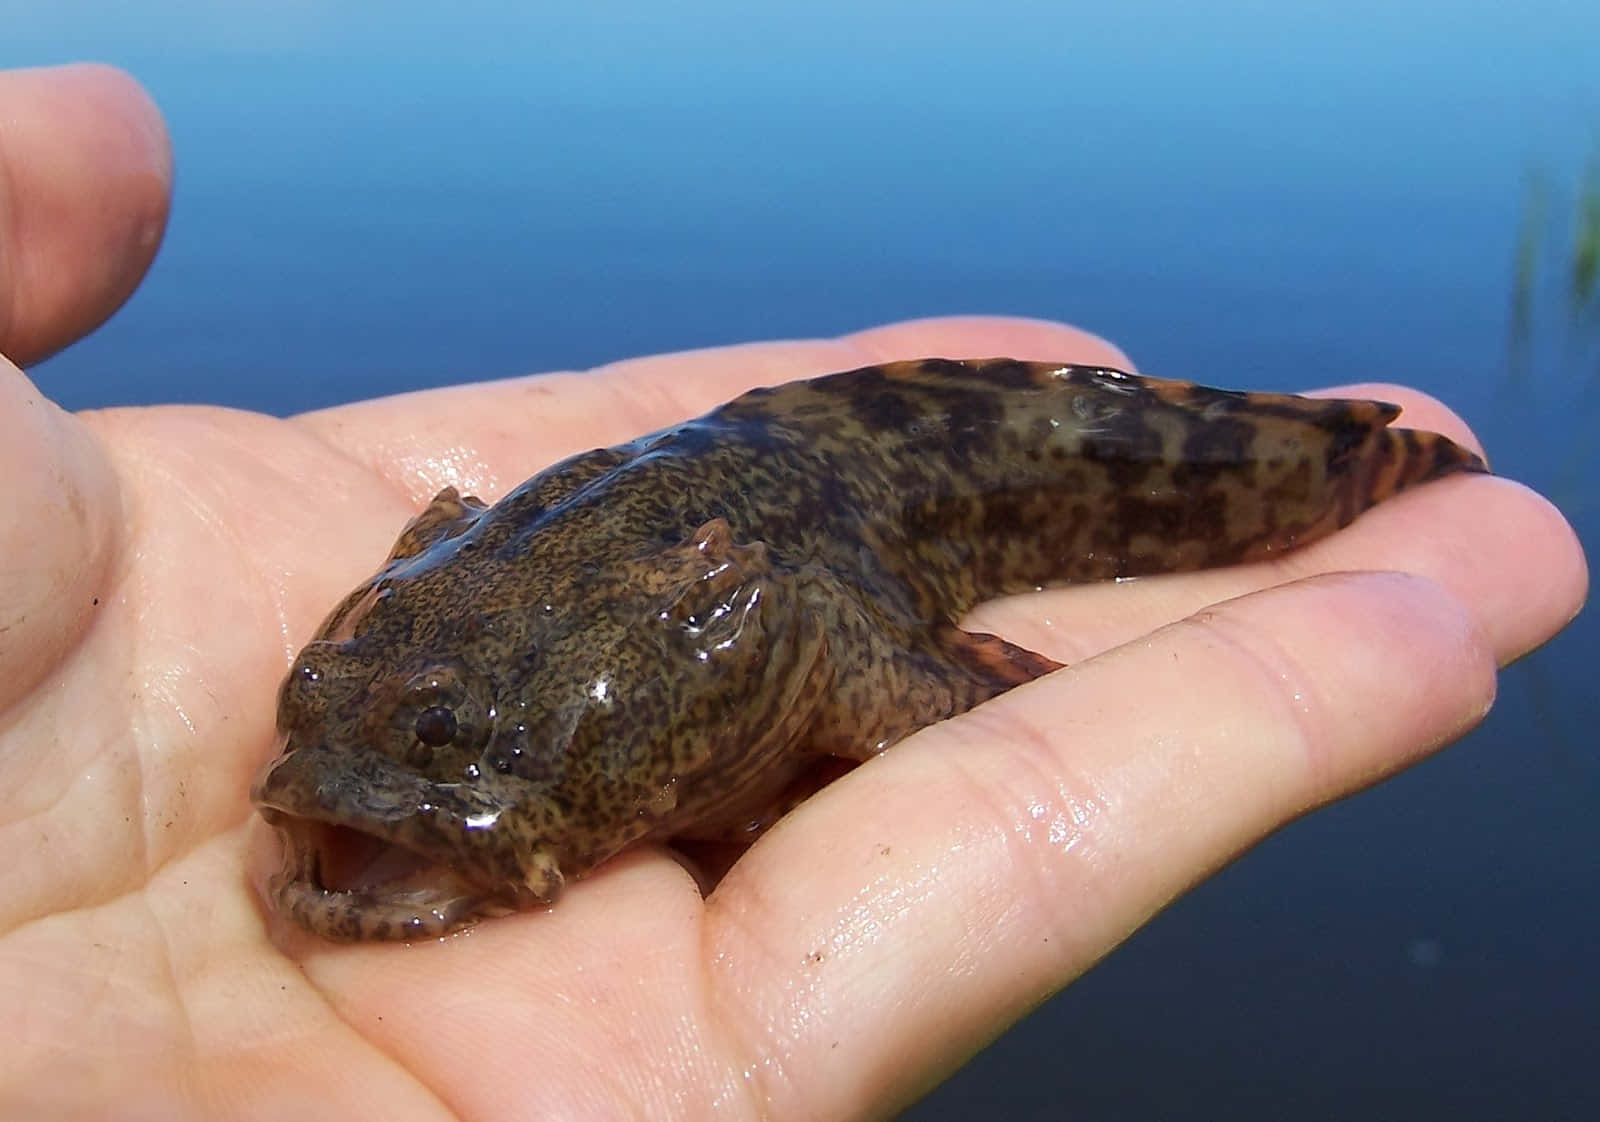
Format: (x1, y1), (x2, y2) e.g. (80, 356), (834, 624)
(251, 358), (1486, 941)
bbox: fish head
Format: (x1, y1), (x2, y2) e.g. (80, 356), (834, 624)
(252, 508), (827, 941)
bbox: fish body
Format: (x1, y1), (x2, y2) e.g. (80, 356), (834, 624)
(252, 359), (1484, 940)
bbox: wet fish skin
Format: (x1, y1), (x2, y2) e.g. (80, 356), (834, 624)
(251, 359), (1486, 941)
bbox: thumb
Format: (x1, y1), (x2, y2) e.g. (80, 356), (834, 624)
(0, 357), (121, 711)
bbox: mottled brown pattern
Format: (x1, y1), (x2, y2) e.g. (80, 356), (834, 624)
(251, 359), (1486, 940)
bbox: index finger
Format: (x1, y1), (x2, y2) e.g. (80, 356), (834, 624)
(0, 64), (172, 366)
(293, 315), (1133, 506)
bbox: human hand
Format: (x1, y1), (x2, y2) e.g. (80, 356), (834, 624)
(1, 64), (1586, 1121)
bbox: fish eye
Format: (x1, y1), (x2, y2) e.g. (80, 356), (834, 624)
(414, 704), (459, 747)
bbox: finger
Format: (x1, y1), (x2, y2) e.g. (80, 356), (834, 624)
(705, 570), (1497, 1119)
(293, 315), (1130, 506)
(0, 64), (172, 366)
(970, 473), (1584, 672)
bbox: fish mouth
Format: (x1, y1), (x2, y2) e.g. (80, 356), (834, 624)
(263, 813), (518, 942)
(251, 739), (562, 942)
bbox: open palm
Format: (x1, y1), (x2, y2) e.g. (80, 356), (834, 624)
(2, 66), (1587, 1121)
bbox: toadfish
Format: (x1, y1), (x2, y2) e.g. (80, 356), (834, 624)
(251, 359), (1484, 940)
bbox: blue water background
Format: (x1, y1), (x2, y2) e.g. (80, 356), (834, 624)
(8, 2), (1597, 1117)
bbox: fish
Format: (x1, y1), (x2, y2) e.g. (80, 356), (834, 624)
(250, 358), (1486, 941)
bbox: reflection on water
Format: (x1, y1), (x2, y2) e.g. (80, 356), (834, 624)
(1501, 142), (1596, 783)
(1510, 138), (1600, 383)
(1575, 155), (1599, 317)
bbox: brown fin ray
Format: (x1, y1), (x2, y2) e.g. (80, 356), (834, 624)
(940, 625), (1064, 689)
(388, 486), (487, 561)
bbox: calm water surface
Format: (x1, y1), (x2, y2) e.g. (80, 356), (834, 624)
(8, 2), (1597, 1117)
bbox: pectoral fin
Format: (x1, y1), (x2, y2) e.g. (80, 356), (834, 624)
(939, 625), (1064, 690)
(388, 486), (487, 560)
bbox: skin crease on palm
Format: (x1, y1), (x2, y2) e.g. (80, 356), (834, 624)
(0, 63), (1587, 1121)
